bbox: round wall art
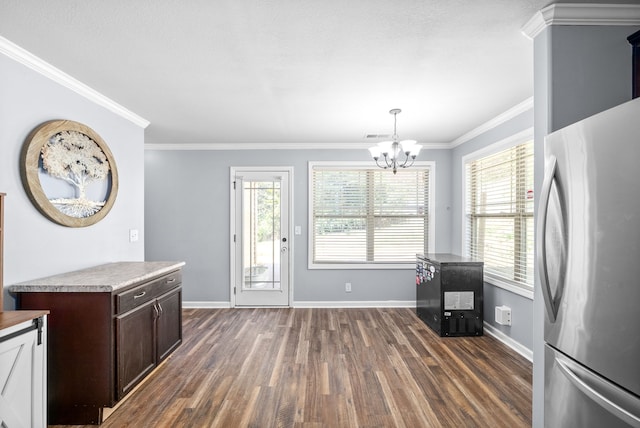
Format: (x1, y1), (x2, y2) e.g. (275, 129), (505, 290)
(21, 120), (118, 227)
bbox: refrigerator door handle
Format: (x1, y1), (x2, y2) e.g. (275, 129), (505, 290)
(556, 352), (640, 427)
(537, 155), (559, 322)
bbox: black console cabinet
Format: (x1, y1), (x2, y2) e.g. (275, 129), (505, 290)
(629, 30), (640, 99)
(416, 254), (484, 337)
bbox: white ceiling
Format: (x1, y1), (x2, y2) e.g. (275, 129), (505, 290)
(1, 1), (557, 146)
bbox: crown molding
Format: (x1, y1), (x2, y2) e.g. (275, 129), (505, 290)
(144, 97), (531, 151)
(449, 97), (533, 148)
(0, 36), (149, 128)
(144, 141), (452, 151)
(522, 3), (640, 39)
(145, 142), (371, 150)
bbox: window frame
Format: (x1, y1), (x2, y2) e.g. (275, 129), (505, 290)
(308, 161), (435, 270)
(461, 129), (534, 299)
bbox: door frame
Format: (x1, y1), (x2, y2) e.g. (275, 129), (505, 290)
(229, 166), (294, 307)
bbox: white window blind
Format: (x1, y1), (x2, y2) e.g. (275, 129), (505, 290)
(465, 141), (534, 288)
(311, 165), (431, 266)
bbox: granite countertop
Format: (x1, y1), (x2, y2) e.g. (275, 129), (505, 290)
(9, 261), (185, 293)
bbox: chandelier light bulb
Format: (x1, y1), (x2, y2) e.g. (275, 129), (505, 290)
(368, 146), (382, 159)
(400, 139), (417, 153)
(377, 141), (393, 155)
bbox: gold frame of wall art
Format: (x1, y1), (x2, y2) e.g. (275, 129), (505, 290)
(21, 120), (119, 227)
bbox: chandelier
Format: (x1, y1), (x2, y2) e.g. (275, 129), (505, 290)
(368, 109), (422, 174)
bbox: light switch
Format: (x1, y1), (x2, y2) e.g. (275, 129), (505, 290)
(295, 226), (302, 235)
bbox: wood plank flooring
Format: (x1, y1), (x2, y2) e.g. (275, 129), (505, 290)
(54, 308), (532, 427)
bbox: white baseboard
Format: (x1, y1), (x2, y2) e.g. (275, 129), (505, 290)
(183, 300), (415, 309)
(293, 300), (415, 308)
(483, 322), (533, 362)
(182, 301), (231, 309)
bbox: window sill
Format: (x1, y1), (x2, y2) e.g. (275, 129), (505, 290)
(484, 277), (534, 300)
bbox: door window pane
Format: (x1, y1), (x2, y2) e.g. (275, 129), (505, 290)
(242, 180), (281, 290)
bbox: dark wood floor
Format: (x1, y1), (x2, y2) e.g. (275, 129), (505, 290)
(55, 308), (532, 427)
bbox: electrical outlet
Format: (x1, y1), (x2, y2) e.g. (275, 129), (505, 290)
(495, 305), (512, 326)
(345, 282), (352, 293)
(129, 229), (139, 242)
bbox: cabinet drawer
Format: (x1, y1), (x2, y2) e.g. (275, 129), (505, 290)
(116, 270), (182, 314)
(154, 270), (182, 296)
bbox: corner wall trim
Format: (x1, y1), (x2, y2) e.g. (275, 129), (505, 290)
(522, 3), (640, 40)
(0, 36), (150, 129)
(483, 322), (533, 362)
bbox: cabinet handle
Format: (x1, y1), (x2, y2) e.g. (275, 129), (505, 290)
(158, 303), (164, 316)
(166, 278), (176, 284)
(134, 291), (146, 299)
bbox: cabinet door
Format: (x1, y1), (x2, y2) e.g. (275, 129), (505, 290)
(0, 320), (46, 428)
(156, 287), (182, 363)
(116, 300), (156, 399)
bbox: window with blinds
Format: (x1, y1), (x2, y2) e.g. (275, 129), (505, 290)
(465, 141), (534, 288)
(310, 163), (432, 267)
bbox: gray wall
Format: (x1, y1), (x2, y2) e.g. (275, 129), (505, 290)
(450, 108), (535, 350)
(1, 52), (146, 309)
(531, 24), (639, 428)
(145, 148), (452, 304)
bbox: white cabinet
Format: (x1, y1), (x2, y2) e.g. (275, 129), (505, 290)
(0, 315), (47, 428)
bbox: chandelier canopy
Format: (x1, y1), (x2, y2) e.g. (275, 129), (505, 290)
(368, 109), (422, 174)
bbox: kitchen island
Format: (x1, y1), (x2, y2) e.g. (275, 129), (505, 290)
(10, 261), (185, 425)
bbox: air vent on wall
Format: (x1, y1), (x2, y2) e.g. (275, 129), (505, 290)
(364, 134), (391, 139)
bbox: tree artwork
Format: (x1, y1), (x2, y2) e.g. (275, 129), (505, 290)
(21, 120), (119, 227)
(40, 130), (111, 218)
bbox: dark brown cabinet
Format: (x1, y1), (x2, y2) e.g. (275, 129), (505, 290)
(116, 286), (182, 399)
(156, 287), (182, 362)
(12, 262), (184, 425)
(116, 299), (156, 399)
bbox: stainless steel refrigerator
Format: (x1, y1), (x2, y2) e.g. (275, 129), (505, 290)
(538, 97), (640, 427)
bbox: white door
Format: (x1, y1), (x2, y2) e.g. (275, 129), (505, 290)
(231, 167), (291, 306)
